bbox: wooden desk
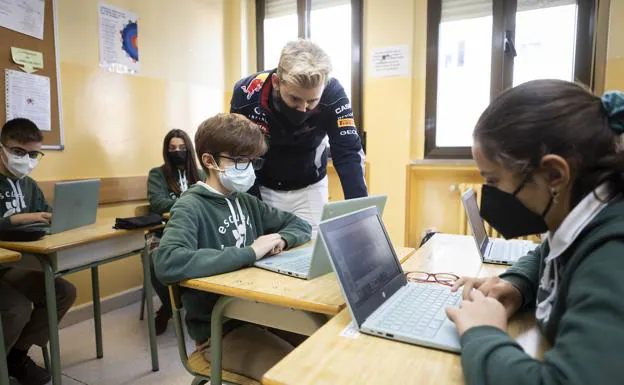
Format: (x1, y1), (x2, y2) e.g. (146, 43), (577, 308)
(263, 235), (549, 385)
(0, 216), (159, 385)
(181, 246), (416, 385)
(0, 248), (21, 385)
(182, 246), (415, 316)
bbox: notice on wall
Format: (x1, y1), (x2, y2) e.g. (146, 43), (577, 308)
(370, 45), (410, 77)
(5, 69), (51, 131)
(98, 2), (139, 74)
(11, 47), (44, 73)
(0, 0), (45, 39)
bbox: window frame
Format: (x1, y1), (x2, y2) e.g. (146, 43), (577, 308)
(255, 0), (365, 150)
(424, 0), (597, 159)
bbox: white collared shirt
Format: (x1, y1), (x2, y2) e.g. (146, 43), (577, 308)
(536, 183), (610, 322)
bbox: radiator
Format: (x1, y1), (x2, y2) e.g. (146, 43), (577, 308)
(456, 183), (537, 241)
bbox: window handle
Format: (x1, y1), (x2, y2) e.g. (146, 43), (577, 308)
(504, 30), (517, 57)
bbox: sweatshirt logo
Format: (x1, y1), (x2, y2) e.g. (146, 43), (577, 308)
(1, 180), (27, 217)
(218, 214), (252, 247)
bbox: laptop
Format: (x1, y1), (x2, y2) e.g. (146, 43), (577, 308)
(461, 188), (536, 265)
(254, 195), (388, 279)
(319, 206), (461, 352)
(20, 179), (101, 235)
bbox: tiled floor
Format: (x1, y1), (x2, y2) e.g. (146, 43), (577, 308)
(28, 301), (214, 385)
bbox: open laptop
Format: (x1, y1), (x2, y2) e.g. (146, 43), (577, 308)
(254, 195), (388, 280)
(319, 206), (461, 352)
(461, 188), (536, 265)
(20, 179), (100, 235)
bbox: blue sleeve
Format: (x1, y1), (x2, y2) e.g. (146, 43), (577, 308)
(325, 82), (368, 199)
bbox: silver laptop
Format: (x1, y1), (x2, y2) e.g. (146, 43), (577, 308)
(254, 195), (388, 279)
(461, 188), (536, 265)
(319, 206), (461, 352)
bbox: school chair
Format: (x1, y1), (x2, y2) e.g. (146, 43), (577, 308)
(168, 285), (260, 385)
(135, 204), (155, 321)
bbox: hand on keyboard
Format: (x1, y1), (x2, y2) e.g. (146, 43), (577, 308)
(445, 289), (508, 337)
(251, 234), (283, 260)
(270, 239), (287, 256)
(451, 276), (523, 319)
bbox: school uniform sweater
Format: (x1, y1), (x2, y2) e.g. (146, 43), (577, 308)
(153, 183), (312, 342)
(460, 186), (624, 385)
(147, 166), (204, 214)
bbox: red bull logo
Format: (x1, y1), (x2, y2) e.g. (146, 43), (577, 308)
(241, 74), (268, 100)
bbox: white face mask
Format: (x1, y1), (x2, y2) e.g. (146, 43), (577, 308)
(2, 147), (39, 179)
(218, 164), (256, 193)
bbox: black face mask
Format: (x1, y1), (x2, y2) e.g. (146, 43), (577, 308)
(168, 150), (187, 166)
(275, 91), (314, 126)
(480, 179), (553, 239)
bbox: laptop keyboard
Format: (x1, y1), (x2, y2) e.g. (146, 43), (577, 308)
(277, 257), (311, 273)
(370, 283), (461, 339)
(490, 240), (535, 262)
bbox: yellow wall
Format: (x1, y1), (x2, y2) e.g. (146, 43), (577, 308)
(605, 0), (624, 90)
(363, 0), (428, 246)
(34, 0), (228, 305)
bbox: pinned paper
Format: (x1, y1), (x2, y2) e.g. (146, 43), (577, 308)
(11, 47), (43, 73)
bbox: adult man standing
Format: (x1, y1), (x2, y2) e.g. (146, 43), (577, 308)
(230, 40), (367, 231)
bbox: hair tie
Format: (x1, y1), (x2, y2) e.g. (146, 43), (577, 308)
(602, 91), (624, 134)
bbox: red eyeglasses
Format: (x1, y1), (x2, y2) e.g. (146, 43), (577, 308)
(404, 271), (459, 287)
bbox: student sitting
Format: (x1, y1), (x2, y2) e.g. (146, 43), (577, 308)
(154, 113), (312, 380)
(446, 80), (624, 385)
(0, 118), (77, 385)
(147, 128), (202, 335)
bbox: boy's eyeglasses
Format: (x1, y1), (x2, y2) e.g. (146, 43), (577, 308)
(404, 271), (459, 287)
(215, 155), (265, 171)
(1, 145), (45, 160)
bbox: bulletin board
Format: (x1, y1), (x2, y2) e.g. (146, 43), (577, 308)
(0, 0), (64, 150)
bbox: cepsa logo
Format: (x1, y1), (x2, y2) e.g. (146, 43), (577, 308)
(335, 103), (351, 115)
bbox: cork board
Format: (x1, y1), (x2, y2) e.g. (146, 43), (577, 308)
(0, 0), (63, 149)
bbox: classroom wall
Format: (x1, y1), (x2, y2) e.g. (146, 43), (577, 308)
(605, 0), (624, 90)
(32, 0), (228, 305)
(363, 0), (427, 246)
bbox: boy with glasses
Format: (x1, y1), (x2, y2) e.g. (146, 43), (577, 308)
(0, 118), (77, 385)
(154, 113), (312, 380)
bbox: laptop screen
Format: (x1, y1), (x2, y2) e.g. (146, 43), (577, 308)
(319, 207), (405, 325)
(462, 189), (489, 253)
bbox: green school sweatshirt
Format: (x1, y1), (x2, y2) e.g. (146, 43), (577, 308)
(147, 166), (205, 214)
(0, 174), (51, 230)
(0, 173), (51, 275)
(153, 183), (312, 342)
(460, 199), (624, 385)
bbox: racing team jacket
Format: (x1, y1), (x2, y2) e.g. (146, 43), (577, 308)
(230, 70), (368, 199)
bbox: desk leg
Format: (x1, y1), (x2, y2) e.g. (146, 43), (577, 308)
(210, 296), (236, 385)
(91, 266), (103, 359)
(40, 258), (62, 385)
(0, 316), (10, 385)
(142, 246), (159, 371)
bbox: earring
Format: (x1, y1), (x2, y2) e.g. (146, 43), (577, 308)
(550, 187), (560, 204)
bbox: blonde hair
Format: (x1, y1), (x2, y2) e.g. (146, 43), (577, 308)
(277, 40), (333, 89)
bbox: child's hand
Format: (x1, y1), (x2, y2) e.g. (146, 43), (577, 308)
(269, 239), (287, 256)
(10, 212), (52, 225)
(251, 234), (282, 260)
(446, 289), (508, 336)
(451, 276), (522, 318)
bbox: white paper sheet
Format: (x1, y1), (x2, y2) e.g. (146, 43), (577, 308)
(98, 2), (139, 74)
(370, 45), (410, 77)
(5, 69), (51, 131)
(0, 0), (45, 40)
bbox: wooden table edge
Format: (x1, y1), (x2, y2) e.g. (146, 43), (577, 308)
(0, 248), (21, 263)
(0, 227), (145, 254)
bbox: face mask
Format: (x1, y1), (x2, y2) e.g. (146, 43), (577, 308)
(169, 150), (187, 166)
(479, 180), (553, 239)
(218, 164), (256, 193)
(276, 91), (314, 126)
(2, 148), (38, 179)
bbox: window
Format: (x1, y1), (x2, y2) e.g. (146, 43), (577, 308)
(256, 0), (364, 144)
(425, 0), (596, 159)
